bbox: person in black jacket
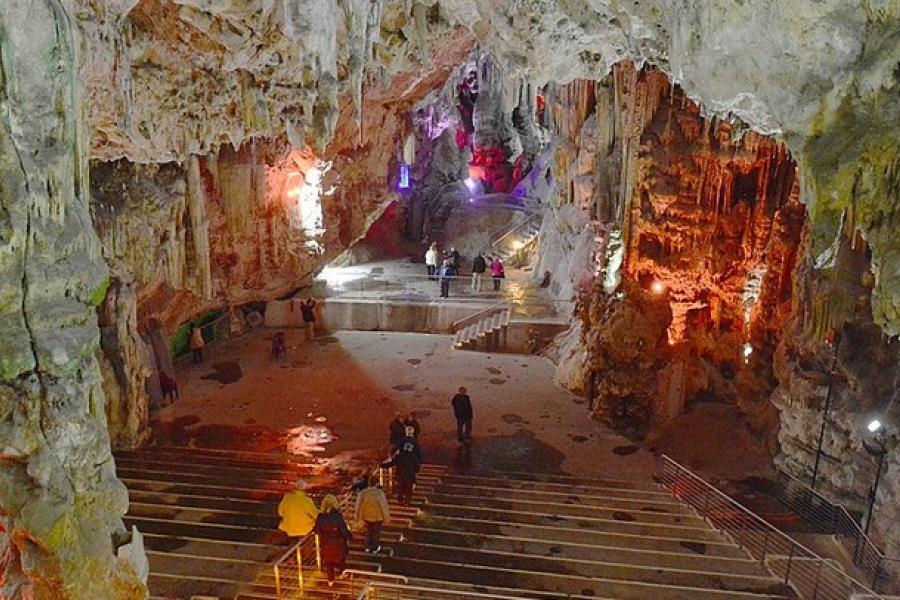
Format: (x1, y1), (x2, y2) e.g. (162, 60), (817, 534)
(313, 495), (353, 586)
(388, 413), (405, 452)
(381, 440), (421, 505)
(471, 252), (487, 292)
(451, 386), (473, 442)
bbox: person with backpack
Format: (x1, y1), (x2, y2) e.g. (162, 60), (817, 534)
(313, 495), (353, 586)
(382, 439), (421, 505)
(354, 477), (391, 554)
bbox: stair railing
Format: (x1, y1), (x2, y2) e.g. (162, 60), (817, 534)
(449, 305), (506, 334)
(490, 211), (543, 257)
(660, 455), (886, 600)
(273, 465), (377, 598)
(771, 469), (898, 593)
(357, 581), (538, 600)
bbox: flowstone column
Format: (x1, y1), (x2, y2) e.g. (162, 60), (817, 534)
(0, 1), (147, 598)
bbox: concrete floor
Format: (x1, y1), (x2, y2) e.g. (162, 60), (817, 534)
(157, 328), (659, 482)
(312, 259), (565, 319)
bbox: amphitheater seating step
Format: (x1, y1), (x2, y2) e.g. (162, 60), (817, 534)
(357, 465), (797, 600)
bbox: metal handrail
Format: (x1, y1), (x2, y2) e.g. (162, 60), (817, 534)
(450, 305), (507, 333)
(490, 211), (543, 252)
(356, 581), (537, 600)
(772, 469), (897, 592)
(272, 465), (383, 598)
(660, 455), (886, 600)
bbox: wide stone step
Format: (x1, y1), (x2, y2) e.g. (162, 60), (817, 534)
(147, 550), (266, 584)
(143, 532), (284, 562)
(401, 528), (770, 576)
(373, 555), (791, 600)
(116, 457), (302, 487)
(115, 447), (326, 474)
(128, 500), (280, 529)
(128, 488), (281, 514)
(117, 465), (294, 492)
(412, 514), (748, 558)
(442, 473), (667, 497)
(120, 476), (286, 501)
(124, 515), (284, 545)
(435, 482), (691, 512)
(421, 502), (720, 540)
(387, 541), (782, 594)
(425, 493), (703, 525)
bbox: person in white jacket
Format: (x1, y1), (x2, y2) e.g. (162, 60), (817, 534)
(424, 242), (439, 280)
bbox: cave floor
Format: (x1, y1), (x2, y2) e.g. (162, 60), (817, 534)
(310, 259), (564, 319)
(153, 328), (656, 480)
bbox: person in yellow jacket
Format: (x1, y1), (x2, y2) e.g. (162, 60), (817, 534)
(278, 479), (318, 538)
(353, 477), (390, 554)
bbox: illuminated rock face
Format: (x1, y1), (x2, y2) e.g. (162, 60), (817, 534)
(2, 0), (900, 595)
(543, 64), (805, 440)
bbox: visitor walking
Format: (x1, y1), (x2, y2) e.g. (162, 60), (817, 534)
(451, 386), (474, 442)
(382, 440), (421, 505)
(403, 411), (421, 440)
(471, 252), (487, 292)
(189, 324), (205, 364)
(354, 477), (390, 554)
(439, 259), (457, 298)
(313, 495), (353, 586)
(300, 297), (317, 340)
(490, 256), (505, 291)
(388, 412), (406, 452)
(425, 242), (439, 280)
(277, 479), (318, 539)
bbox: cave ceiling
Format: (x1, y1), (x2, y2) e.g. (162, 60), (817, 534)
(76, 0), (900, 332)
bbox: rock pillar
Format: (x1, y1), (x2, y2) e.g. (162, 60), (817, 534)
(0, 1), (146, 597)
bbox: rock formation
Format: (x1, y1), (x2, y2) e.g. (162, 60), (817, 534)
(2, 0), (900, 596)
(0, 1), (146, 597)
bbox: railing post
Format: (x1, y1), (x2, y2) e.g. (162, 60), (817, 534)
(296, 544), (304, 593)
(274, 564), (281, 599)
(784, 544), (795, 584)
(872, 554), (883, 591)
(761, 529), (770, 565)
(738, 513), (747, 549)
(811, 559), (824, 600)
(315, 533), (322, 570)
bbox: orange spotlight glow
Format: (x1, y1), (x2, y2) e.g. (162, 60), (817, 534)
(650, 280), (666, 295)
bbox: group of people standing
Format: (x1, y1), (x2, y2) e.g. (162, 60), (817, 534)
(424, 242), (505, 298)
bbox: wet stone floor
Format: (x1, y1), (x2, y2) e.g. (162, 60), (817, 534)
(156, 329), (658, 481)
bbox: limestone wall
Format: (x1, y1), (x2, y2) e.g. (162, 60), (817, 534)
(0, 2), (146, 597)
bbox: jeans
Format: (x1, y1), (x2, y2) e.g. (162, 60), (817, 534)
(493, 277), (501, 291)
(192, 348), (203, 363)
(471, 272), (483, 291)
(440, 280), (450, 297)
(427, 264), (436, 279)
(304, 321), (315, 339)
(456, 418), (472, 441)
(364, 521), (383, 551)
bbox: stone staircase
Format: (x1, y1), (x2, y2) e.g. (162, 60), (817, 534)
(492, 213), (542, 262)
(356, 468), (796, 600)
(115, 446), (373, 599)
(451, 306), (511, 351)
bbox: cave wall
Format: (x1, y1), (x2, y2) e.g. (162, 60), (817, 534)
(0, 1), (145, 597)
(540, 64), (806, 440)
